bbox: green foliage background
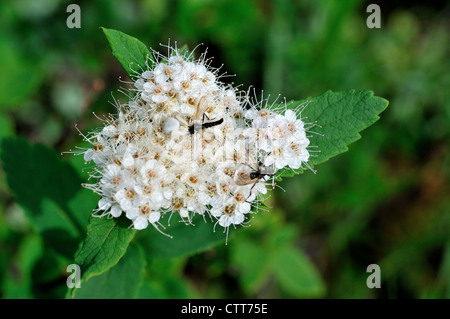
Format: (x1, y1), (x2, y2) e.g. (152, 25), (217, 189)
(0, 0), (448, 298)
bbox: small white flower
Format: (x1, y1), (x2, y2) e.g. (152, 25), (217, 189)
(211, 200), (246, 228)
(110, 205), (122, 218)
(114, 186), (141, 214)
(97, 197), (112, 211)
(77, 43), (313, 238)
(162, 117), (180, 135)
(133, 216), (148, 230)
(264, 144), (290, 169)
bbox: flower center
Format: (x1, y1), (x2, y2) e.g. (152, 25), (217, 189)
(112, 176), (121, 185)
(147, 169), (157, 179)
(207, 184), (217, 196)
(125, 189), (136, 199)
(93, 143), (104, 152)
(235, 192), (246, 203)
(189, 175), (199, 184)
(224, 204), (236, 216)
(140, 205), (151, 217)
(220, 182), (230, 194)
(171, 197), (183, 210)
(143, 185), (152, 195)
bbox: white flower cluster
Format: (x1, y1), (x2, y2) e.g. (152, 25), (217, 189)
(79, 46), (312, 237)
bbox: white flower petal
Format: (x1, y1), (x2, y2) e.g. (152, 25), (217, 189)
(133, 216), (148, 230)
(110, 205), (122, 218)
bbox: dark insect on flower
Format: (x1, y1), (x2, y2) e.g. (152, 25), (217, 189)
(189, 96), (224, 134)
(235, 151), (275, 199)
(189, 118), (224, 134)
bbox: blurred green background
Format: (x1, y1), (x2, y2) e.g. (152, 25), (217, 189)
(0, 0), (448, 298)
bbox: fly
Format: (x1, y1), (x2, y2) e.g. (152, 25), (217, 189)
(188, 97), (224, 134)
(188, 118), (224, 134)
(235, 150), (275, 198)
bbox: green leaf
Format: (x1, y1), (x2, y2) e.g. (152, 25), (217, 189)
(73, 215), (136, 293)
(38, 199), (81, 258)
(101, 27), (152, 78)
(176, 44), (191, 58)
(0, 114), (13, 141)
(138, 277), (194, 299)
(67, 188), (100, 230)
(272, 246), (326, 298)
(279, 90), (388, 178)
(32, 249), (71, 298)
(3, 234), (43, 299)
(0, 137), (91, 256)
(138, 258), (197, 298)
(137, 215), (227, 258)
(230, 238), (271, 294)
(173, 44), (195, 62)
(0, 32), (43, 109)
(73, 243), (145, 299)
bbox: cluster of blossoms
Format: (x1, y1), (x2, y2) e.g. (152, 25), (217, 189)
(78, 46), (313, 237)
